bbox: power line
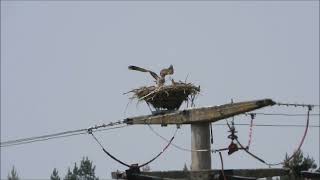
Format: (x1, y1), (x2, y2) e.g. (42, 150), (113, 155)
(213, 123), (319, 128)
(0, 123), (128, 148)
(147, 124), (212, 153)
(1, 111), (319, 148)
(1, 131), (87, 147)
(276, 102), (320, 108)
(245, 112), (320, 117)
(1, 128), (87, 145)
(90, 125), (178, 168)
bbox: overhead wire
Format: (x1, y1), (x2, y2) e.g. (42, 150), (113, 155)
(159, 102), (318, 165)
(1, 131), (88, 147)
(1, 122), (128, 148)
(146, 109), (319, 154)
(1, 99), (318, 176)
(223, 105), (313, 167)
(1, 128), (87, 146)
(245, 112), (319, 117)
(276, 102), (320, 108)
(2, 110), (318, 148)
(90, 124), (178, 168)
(89, 131), (131, 168)
(147, 124), (213, 153)
(266, 105), (312, 166)
(2, 101), (319, 157)
(225, 119), (267, 164)
(213, 123), (319, 128)
(219, 152), (227, 180)
(2, 111), (317, 147)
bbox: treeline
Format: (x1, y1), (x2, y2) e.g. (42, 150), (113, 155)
(7, 151), (320, 180)
(8, 156), (99, 180)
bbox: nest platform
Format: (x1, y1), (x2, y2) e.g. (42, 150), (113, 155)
(129, 82), (200, 110)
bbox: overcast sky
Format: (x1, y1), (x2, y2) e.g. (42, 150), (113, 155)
(1, 1), (319, 179)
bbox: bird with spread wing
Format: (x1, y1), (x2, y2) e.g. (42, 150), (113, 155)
(128, 65), (174, 86)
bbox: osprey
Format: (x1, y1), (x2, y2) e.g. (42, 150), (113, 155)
(128, 65), (174, 86)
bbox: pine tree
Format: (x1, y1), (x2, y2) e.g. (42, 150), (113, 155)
(72, 163), (79, 178)
(64, 157), (98, 180)
(50, 168), (61, 180)
(78, 157), (98, 180)
(183, 163), (188, 172)
(64, 168), (76, 180)
(8, 166), (19, 180)
(283, 150), (317, 179)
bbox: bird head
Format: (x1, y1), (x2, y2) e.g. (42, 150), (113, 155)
(168, 65), (174, 75)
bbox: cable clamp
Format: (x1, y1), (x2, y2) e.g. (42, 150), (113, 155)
(250, 113), (256, 119)
(87, 128), (93, 134)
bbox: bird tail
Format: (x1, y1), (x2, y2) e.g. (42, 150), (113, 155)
(128, 65), (150, 72)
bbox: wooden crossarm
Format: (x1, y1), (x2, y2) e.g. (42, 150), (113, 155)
(124, 99), (275, 125)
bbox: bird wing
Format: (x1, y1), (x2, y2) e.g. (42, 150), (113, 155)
(128, 65), (159, 80)
(128, 65), (149, 72)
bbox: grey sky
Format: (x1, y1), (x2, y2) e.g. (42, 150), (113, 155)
(1, 1), (319, 179)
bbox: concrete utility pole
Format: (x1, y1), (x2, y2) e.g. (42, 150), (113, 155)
(191, 123), (211, 170)
(124, 99), (275, 172)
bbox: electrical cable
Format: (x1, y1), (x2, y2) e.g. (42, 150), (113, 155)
(90, 125), (178, 168)
(266, 105), (312, 166)
(138, 129), (177, 168)
(2, 102), (318, 150)
(147, 124), (213, 153)
(225, 120), (267, 164)
(219, 152), (227, 180)
(245, 112), (319, 117)
(90, 131), (131, 168)
(1, 131), (87, 147)
(225, 105), (312, 166)
(276, 102), (319, 108)
(1, 128), (87, 146)
(147, 111), (318, 154)
(1, 123), (127, 148)
(213, 123), (319, 128)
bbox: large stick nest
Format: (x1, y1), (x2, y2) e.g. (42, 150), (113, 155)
(127, 82), (200, 110)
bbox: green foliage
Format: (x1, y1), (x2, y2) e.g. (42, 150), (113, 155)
(72, 163), (79, 177)
(8, 166), (19, 180)
(64, 157), (98, 180)
(79, 157), (96, 177)
(183, 163), (188, 172)
(50, 168), (61, 180)
(64, 168), (76, 180)
(283, 150), (317, 178)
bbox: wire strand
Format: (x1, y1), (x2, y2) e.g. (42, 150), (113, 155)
(245, 112), (319, 117)
(276, 102), (320, 108)
(225, 120), (267, 164)
(219, 152), (227, 180)
(90, 132), (131, 168)
(1, 131), (87, 147)
(90, 125), (178, 168)
(1, 124), (128, 148)
(1, 128), (87, 146)
(147, 124), (213, 153)
(266, 106), (312, 166)
(213, 123), (319, 128)
(224, 106), (313, 167)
